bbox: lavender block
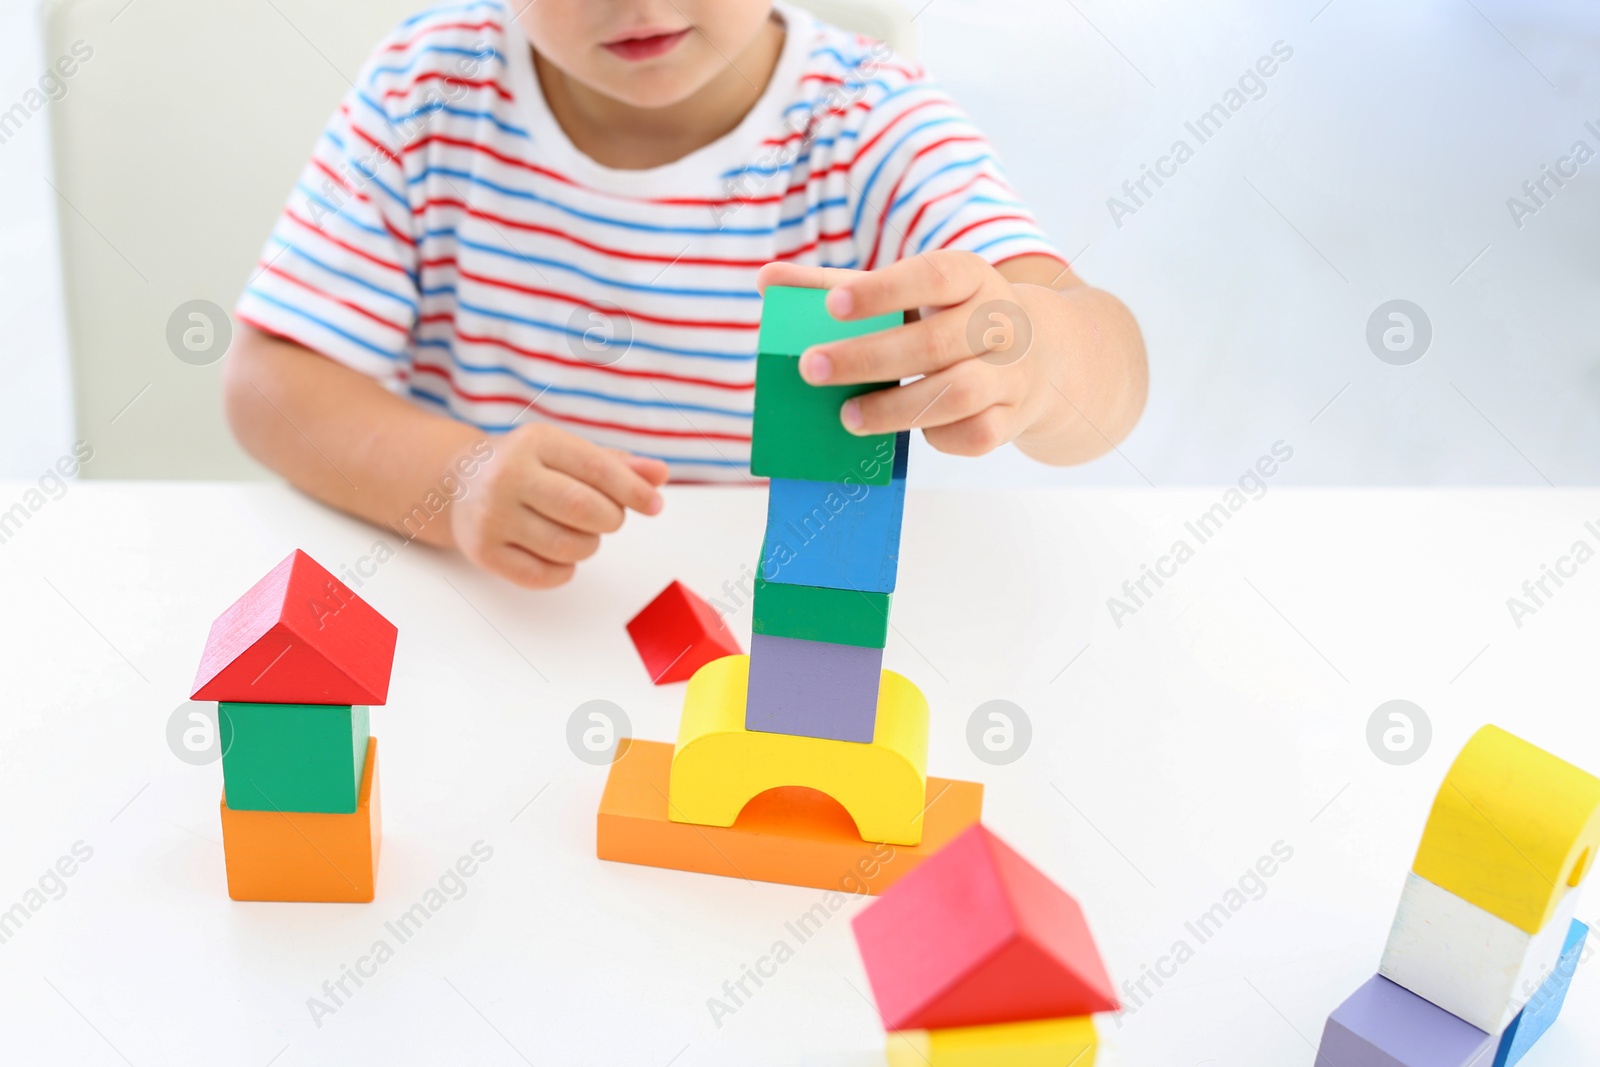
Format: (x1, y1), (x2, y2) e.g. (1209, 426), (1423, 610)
(1317, 975), (1495, 1067)
(744, 633), (882, 743)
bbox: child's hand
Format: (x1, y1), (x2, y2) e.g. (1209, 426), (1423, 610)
(449, 424), (668, 589)
(756, 254), (1067, 457)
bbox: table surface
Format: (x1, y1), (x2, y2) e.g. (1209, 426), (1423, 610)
(1, 481), (1596, 1067)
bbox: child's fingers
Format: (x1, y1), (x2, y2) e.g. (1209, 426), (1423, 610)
(921, 407), (1018, 458)
(541, 433), (665, 516)
(799, 310), (973, 387)
(522, 467), (626, 534)
(618, 451), (671, 487)
(510, 506), (603, 564)
(841, 360), (1002, 436)
(756, 261), (864, 295)
(825, 250), (992, 321)
(487, 541), (577, 590)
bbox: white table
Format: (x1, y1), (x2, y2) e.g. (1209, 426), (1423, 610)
(1, 482), (1596, 1066)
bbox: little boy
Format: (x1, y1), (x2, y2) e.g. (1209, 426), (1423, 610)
(224, 0), (1147, 588)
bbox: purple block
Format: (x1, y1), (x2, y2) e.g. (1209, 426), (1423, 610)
(1317, 976), (1495, 1067)
(744, 633), (882, 743)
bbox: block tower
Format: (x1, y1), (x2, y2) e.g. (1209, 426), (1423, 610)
(852, 824), (1121, 1065)
(1317, 725), (1600, 1067)
(191, 549), (397, 902)
(598, 286), (983, 892)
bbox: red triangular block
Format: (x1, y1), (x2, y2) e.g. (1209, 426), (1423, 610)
(625, 580), (741, 685)
(851, 823), (1119, 1031)
(191, 550), (398, 705)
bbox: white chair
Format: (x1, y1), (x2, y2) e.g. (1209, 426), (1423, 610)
(42, 0), (917, 479)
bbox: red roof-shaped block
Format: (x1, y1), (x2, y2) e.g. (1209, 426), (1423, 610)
(851, 823), (1119, 1031)
(190, 550), (398, 705)
(625, 580), (741, 685)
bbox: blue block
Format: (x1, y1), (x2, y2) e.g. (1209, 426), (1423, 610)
(1494, 919), (1588, 1067)
(760, 432), (908, 593)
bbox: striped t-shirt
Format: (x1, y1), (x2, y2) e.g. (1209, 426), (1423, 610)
(237, 0), (1063, 481)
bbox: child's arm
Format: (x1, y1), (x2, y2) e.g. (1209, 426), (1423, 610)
(756, 254), (1147, 466)
(223, 325), (667, 588)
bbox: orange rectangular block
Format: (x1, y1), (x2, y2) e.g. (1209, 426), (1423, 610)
(220, 737), (382, 902)
(597, 738), (982, 893)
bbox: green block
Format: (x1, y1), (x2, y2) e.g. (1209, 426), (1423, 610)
(752, 353), (899, 486)
(757, 285), (903, 355)
(219, 702), (370, 814)
(752, 287), (902, 487)
(752, 575), (891, 648)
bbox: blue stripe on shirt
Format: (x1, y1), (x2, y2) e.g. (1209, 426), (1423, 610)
(410, 338), (754, 417)
(270, 238), (419, 311)
(245, 288), (405, 361)
(421, 230), (762, 301)
(436, 295), (757, 363)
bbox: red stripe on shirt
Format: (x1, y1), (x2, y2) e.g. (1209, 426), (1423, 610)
(408, 362), (753, 441)
(423, 318), (757, 392)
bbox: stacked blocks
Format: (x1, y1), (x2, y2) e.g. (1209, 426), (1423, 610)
(192, 550), (397, 902)
(1317, 725), (1600, 1066)
(596, 286), (983, 891)
(748, 285), (905, 744)
(626, 580), (742, 685)
(852, 824), (1120, 1064)
(668, 654), (928, 844)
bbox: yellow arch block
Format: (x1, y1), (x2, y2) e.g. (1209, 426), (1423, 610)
(887, 1016), (1098, 1067)
(669, 654), (929, 845)
(1414, 725), (1600, 934)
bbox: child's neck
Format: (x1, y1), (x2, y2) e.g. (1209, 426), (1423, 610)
(534, 17), (786, 171)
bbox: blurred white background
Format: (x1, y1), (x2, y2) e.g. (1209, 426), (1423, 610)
(2, 0), (1598, 487)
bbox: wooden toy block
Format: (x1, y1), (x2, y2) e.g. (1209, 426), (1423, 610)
(751, 349), (899, 486)
(1379, 871), (1580, 1034)
(191, 549), (398, 705)
(220, 737), (381, 902)
(751, 288), (902, 487)
(218, 702), (370, 814)
(625, 580), (742, 685)
(596, 738), (983, 893)
(852, 823), (1120, 1032)
(745, 633), (882, 743)
(1413, 724), (1600, 934)
(1317, 975), (1496, 1067)
(886, 1016), (1098, 1067)
(751, 574), (890, 648)
(757, 284), (905, 356)
(1493, 919), (1588, 1067)
(761, 465), (906, 595)
(669, 653), (928, 845)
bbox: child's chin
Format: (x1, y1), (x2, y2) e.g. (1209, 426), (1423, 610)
(592, 60), (719, 110)
(588, 51), (726, 110)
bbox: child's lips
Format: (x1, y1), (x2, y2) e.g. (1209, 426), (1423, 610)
(602, 27), (691, 62)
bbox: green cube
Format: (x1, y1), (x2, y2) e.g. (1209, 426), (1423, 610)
(219, 702), (370, 814)
(751, 287), (902, 487)
(751, 575), (891, 648)
(757, 285), (904, 355)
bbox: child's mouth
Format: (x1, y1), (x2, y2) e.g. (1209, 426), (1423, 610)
(603, 27), (692, 62)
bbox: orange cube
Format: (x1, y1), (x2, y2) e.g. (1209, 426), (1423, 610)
(220, 737), (382, 902)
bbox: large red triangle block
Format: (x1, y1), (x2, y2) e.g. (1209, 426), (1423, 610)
(190, 550), (398, 705)
(851, 823), (1120, 1031)
(625, 580), (742, 685)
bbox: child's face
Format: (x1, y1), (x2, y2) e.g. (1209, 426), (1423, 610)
(518, 1), (777, 109)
